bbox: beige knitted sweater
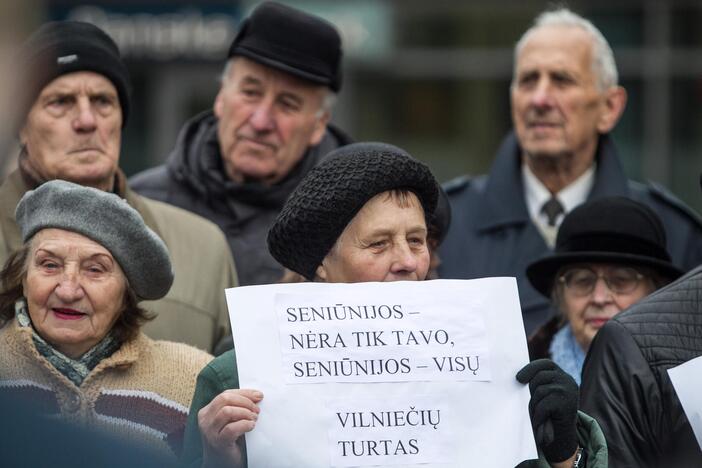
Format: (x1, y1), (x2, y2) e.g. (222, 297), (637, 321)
(0, 320), (212, 459)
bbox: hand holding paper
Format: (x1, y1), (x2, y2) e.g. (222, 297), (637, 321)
(227, 279), (538, 467)
(199, 389), (263, 468)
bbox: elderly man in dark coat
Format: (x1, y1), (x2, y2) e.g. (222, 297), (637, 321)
(439, 7), (702, 335)
(130, 2), (352, 287)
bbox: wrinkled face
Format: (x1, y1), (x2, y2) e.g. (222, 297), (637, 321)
(20, 72), (122, 192)
(316, 192), (430, 283)
(558, 263), (655, 350)
(511, 26), (612, 164)
(214, 57), (329, 185)
(22, 229), (127, 359)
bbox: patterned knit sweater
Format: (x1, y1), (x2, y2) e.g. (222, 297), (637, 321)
(0, 320), (212, 459)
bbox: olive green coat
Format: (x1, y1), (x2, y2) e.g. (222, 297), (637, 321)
(0, 169), (237, 353)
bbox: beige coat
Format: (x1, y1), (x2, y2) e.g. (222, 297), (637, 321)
(0, 319), (212, 459)
(0, 169), (237, 352)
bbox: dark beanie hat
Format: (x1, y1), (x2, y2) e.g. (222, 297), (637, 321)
(268, 142), (439, 280)
(18, 21), (131, 128)
(228, 1), (342, 91)
(526, 196), (683, 297)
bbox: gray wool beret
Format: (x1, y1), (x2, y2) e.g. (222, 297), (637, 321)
(16, 180), (173, 301)
(268, 142), (439, 280)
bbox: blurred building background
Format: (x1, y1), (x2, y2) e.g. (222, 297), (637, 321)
(3, 0), (702, 212)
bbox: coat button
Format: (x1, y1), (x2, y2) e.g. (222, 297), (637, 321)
(65, 393), (81, 413)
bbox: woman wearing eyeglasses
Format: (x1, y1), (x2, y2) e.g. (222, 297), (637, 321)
(525, 196), (683, 384)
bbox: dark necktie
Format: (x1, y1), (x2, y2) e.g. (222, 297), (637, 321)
(541, 196), (564, 227)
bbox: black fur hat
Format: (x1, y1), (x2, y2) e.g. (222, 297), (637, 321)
(228, 1), (342, 91)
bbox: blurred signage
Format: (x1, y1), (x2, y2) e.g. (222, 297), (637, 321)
(49, 1), (391, 62)
(50, 3), (242, 61)
(277, 1), (392, 59)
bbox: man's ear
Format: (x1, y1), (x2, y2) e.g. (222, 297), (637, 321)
(19, 121), (28, 147)
(597, 86), (627, 134)
(308, 110), (330, 147)
(213, 88), (225, 119)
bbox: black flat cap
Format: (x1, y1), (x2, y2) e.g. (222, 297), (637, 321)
(18, 21), (131, 128)
(228, 1), (342, 91)
(268, 142), (439, 280)
(526, 196), (683, 297)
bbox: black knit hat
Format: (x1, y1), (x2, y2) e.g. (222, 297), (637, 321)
(18, 21), (131, 129)
(268, 142), (439, 280)
(228, 1), (342, 91)
(526, 196), (683, 297)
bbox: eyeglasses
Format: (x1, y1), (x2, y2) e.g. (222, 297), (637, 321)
(558, 266), (645, 296)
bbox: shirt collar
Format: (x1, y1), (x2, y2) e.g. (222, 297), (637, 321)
(522, 162), (597, 226)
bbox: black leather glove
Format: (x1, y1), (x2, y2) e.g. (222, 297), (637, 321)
(516, 359), (579, 463)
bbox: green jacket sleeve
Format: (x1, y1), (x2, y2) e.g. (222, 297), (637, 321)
(181, 349), (240, 468)
(574, 411), (608, 467)
(521, 411), (608, 468)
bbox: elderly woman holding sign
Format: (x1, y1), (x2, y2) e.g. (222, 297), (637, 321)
(182, 143), (605, 468)
(0, 180), (211, 459)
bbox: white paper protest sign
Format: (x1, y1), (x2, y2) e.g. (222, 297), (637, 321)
(668, 355), (702, 451)
(227, 278), (537, 467)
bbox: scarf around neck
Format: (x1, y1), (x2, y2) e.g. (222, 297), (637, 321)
(549, 324), (586, 386)
(15, 298), (120, 387)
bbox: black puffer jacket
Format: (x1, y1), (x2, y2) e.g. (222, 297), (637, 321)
(580, 265), (702, 467)
(130, 110), (352, 286)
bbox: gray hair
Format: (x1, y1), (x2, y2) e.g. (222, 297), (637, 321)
(220, 58), (336, 117)
(513, 8), (618, 91)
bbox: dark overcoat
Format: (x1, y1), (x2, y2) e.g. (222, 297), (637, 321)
(439, 132), (702, 334)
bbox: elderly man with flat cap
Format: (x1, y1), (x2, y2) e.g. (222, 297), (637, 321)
(0, 21), (238, 353)
(130, 1), (352, 289)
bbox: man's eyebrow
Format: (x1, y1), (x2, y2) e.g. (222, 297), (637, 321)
(88, 87), (118, 95)
(40, 89), (74, 100)
(240, 75), (263, 86)
(365, 228), (394, 237)
(278, 92), (303, 106)
(407, 225), (428, 234)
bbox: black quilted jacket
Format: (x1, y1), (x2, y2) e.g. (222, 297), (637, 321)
(580, 265), (702, 467)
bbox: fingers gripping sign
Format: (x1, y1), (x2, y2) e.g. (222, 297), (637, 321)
(516, 359), (578, 464)
(199, 388), (264, 468)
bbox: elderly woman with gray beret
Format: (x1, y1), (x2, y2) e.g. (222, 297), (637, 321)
(0, 180), (212, 459)
(182, 142), (606, 468)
